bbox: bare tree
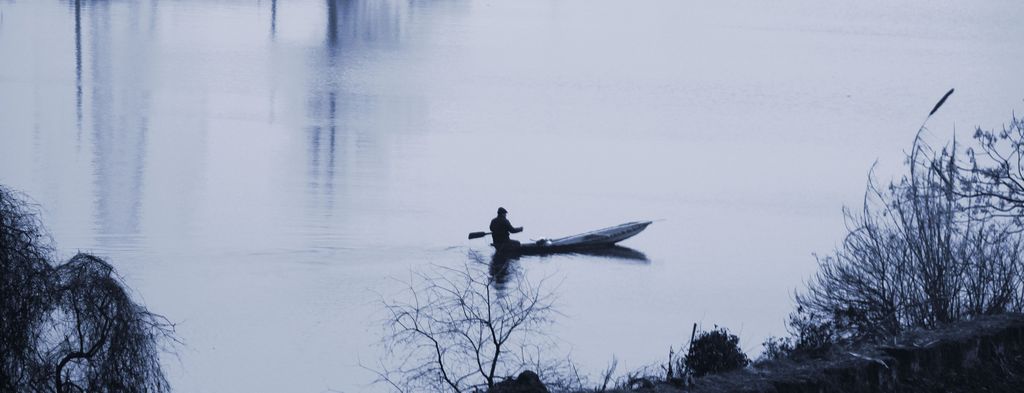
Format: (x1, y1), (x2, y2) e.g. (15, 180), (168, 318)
(1, 185), (55, 391)
(43, 253), (177, 393)
(1, 185), (177, 392)
(372, 257), (558, 393)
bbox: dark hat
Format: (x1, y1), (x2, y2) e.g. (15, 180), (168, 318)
(497, 207), (508, 215)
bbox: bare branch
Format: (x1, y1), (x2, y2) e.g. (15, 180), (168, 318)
(371, 260), (561, 392)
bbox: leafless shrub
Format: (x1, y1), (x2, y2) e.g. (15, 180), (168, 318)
(594, 356), (617, 392)
(798, 130), (1024, 341)
(617, 364), (661, 391)
(520, 352), (587, 392)
(756, 336), (794, 365)
(1, 185), (177, 392)
(372, 258), (559, 393)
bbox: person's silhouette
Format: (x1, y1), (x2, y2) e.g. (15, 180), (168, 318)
(489, 207), (523, 249)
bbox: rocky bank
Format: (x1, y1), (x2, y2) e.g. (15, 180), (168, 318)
(625, 313), (1024, 393)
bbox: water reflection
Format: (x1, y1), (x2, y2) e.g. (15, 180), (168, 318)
(488, 253), (520, 292)
(325, 0), (405, 51)
(270, 0), (277, 39)
(487, 246), (651, 291)
(573, 246), (650, 263)
(88, 0), (152, 245)
(306, 92), (339, 210)
(304, 0), (419, 212)
(74, 0), (83, 134)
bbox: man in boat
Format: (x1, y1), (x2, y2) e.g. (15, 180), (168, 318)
(490, 207), (524, 249)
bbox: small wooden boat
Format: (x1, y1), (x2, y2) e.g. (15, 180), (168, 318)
(493, 221), (652, 255)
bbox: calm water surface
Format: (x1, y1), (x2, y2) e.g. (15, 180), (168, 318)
(2, 0), (1024, 391)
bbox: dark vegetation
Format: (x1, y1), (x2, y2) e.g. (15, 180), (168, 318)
(374, 98), (1024, 392)
(0, 185), (176, 393)
(726, 108), (1024, 390)
(788, 114), (1024, 356)
(602, 104), (1024, 391)
(665, 313), (1024, 393)
(683, 328), (749, 378)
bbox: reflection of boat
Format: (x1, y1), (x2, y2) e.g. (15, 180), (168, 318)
(493, 221), (652, 256)
(572, 246), (649, 263)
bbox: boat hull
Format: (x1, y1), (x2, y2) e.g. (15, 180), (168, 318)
(493, 221), (652, 256)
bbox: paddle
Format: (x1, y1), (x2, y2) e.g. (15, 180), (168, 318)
(468, 231), (490, 240)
